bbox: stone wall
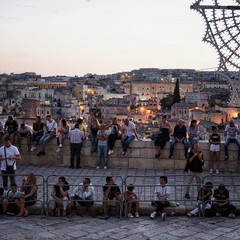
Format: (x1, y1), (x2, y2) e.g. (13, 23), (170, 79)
(18, 139), (240, 172)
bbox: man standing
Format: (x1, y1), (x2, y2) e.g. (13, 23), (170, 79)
(68, 123), (85, 168)
(121, 118), (139, 157)
(37, 115), (57, 156)
(0, 137), (21, 189)
(169, 119), (188, 159)
(224, 119), (240, 161)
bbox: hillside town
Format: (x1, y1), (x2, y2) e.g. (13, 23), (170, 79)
(0, 68), (239, 140)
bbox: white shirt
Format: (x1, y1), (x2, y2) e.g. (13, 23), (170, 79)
(46, 120), (57, 132)
(19, 124), (31, 134)
(0, 145), (19, 171)
(154, 184), (171, 201)
(123, 121), (136, 137)
(71, 184), (94, 200)
(225, 124), (239, 139)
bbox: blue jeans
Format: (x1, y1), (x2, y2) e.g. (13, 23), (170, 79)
(188, 137), (198, 150)
(224, 138), (240, 157)
(170, 138), (188, 157)
(121, 135), (135, 153)
(39, 134), (55, 152)
(97, 144), (108, 167)
(91, 135), (98, 150)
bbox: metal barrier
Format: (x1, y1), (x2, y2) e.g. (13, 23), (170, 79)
(46, 174), (124, 218)
(0, 173), (45, 216)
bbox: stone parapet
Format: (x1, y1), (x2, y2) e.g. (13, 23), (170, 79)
(18, 139), (240, 172)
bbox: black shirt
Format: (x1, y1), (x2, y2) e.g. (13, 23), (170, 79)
(103, 184), (121, 200)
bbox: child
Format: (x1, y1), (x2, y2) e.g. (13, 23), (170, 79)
(125, 184), (140, 218)
(209, 126), (221, 174)
(6, 184), (22, 215)
(187, 181), (213, 217)
(150, 176), (170, 221)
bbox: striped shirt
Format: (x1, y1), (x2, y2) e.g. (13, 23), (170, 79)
(69, 128), (84, 143)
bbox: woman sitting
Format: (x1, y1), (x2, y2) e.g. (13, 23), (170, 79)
(17, 173), (38, 216)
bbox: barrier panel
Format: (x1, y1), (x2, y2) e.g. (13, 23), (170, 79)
(0, 173), (45, 216)
(46, 174), (124, 218)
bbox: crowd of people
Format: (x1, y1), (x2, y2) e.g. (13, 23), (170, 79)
(0, 114), (240, 218)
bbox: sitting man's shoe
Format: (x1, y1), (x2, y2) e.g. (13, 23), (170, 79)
(161, 213), (166, 221)
(185, 193), (190, 199)
(103, 212), (109, 220)
(225, 155), (229, 161)
(150, 211), (156, 219)
(228, 213), (235, 219)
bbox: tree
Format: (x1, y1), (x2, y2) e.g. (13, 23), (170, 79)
(173, 78), (181, 104)
(160, 94), (173, 110)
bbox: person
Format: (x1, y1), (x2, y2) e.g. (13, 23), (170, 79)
(168, 119), (188, 159)
(68, 123), (85, 168)
(50, 176), (70, 217)
(212, 184), (236, 218)
(3, 116), (19, 147)
(107, 117), (122, 155)
(88, 112), (100, 153)
(187, 181), (213, 217)
(124, 184), (139, 218)
(154, 115), (171, 158)
(0, 137), (21, 189)
(96, 123), (110, 170)
(187, 119), (199, 151)
(5, 183), (21, 216)
(103, 176), (122, 220)
(0, 187), (8, 214)
(121, 118), (139, 157)
(18, 123), (32, 152)
(0, 121), (5, 143)
(209, 126), (221, 174)
(37, 115), (57, 156)
(56, 119), (70, 153)
(71, 177), (94, 215)
(184, 143), (204, 199)
(150, 176), (170, 221)
(31, 116), (44, 152)
(224, 119), (240, 161)
(17, 173), (38, 217)
(76, 118), (86, 136)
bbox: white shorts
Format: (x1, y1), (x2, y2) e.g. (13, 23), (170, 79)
(210, 144), (220, 152)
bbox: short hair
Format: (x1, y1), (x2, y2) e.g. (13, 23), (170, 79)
(211, 126), (217, 131)
(106, 176), (112, 182)
(46, 115), (51, 118)
(36, 116), (41, 119)
(3, 136), (10, 142)
(11, 183), (17, 187)
(205, 181), (213, 188)
(160, 176), (168, 183)
(8, 116), (13, 120)
(84, 177), (91, 183)
(127, 184), (135, 191)
(74, 123), (79, 129)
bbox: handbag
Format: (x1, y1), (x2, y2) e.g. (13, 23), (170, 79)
(4, 147), (15, 174)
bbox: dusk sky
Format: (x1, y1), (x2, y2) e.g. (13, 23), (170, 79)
(0, 0), (219, 76)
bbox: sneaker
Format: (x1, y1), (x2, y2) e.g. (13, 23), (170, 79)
(155, 154), (160, 159)
(56, 148), (61, 153)
(135, 212), (139, 218)
(161, 213), (166, 221)
(127, 213), (134, 218)
(150, 211), (156, 219)
(185, 193), (190, 199)
(209, 169), (213, 174)
(104, 166), (107, 170)
(96, 166), (100, 170)
(228, 213), (235, 219)
(6, 212), (15, 216)
(187, 213), (193, 217)
(216, 212), (221, 217)
(31, 146), (36, 152)
(168, 155), (173, 159)
(216, 169), (219, 174)
(58, 144), (63, 148)
(108, 150), (112, 155)
(121, 152), (127, 157)
(111, 150), (114, 154)
(104, 212), (109, 220)
(225, 155), (228, 161)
